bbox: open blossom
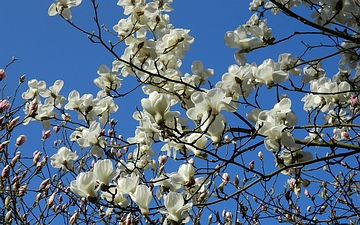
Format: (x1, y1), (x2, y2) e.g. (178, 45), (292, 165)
(70, 172), (98, 202)
(159, 192), (193, 224)
(94, 64), (121, 94)
(187, 88), (236, 143)
(93, 159), (118, 187)
(50, 146), (78, 170)
(48, 0), (82, 20)
(129, 185), (152, 216)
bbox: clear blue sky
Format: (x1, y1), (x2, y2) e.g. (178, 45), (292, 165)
(0, 1), (351, 224)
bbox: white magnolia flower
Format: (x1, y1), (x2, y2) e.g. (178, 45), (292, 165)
(170, 163), (195, 186)
(50, 147), (78, 170)
(117, 173), (139, 194)
(48, 0), (82, 20)
(93, 159), (118, 186)
(141, 91), (179, 124)
(22, 79), (47, 101)
(159, 192), (193, 224)
(129, 185), (152, 216)
(101, 185), (129, 213)
(70, 172), (98, 202)
(186, 133), (207, 157)
(94, 64), (121, 94)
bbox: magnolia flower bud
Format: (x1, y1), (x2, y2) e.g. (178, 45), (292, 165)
(208, 214), (212, 224)
(16, 135), (26, 147)
(62, 113), (71, 121)
(36, 193), (42, 202)
(222, 173), (230, 184)
(307, 205), (311, 213)
(158, 155), (168, 165)
(39, 178), (50, 191)
(1, 165), (10, 179)
(261, 205), (267, 211)
(249, 160), (255, 170)
(234, 175), (239, 188)
(42, 130), (51, 140)
(47, 192), (56, 206)
(304, 189), (310, 198)
(19, 74), (26, 83)
(53, 126), (60, 133)
(258, 151), (263, 160)
(33, 151), (42, 165)
(0, 100), (11, 113)
(69, 210), (79, 225)
(5, 197), (10, 209)
(5, 210), (11, 223)
(0, 69), (6, 81)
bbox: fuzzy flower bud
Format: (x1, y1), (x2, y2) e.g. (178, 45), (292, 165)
(0, 69), (6, 81)
(1, 165), (10, 179)
(19, 74), (26, 83)
(222, 173), (230, 184)
(16, 135), (27, 147)
(42, 130), (51, 140)
(5, 210), (11, 223)
(234, 175), (239, 188)
(258, 151), (263, 160)
(47, 192), (56, 206)
(53, 126), (60, 133)
(249, 160), (255, 170)
(11, 151), (21, 167)
(0, 100), (11, 113)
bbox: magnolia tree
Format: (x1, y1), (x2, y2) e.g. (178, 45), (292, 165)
(1, 0), (360, 224)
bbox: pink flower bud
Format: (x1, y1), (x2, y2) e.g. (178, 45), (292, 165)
(249, 160), (255, 170)
(1, 165), (10, 179)
(208, 214), (212, 223)
(62, 113), (71, 121)
(234, 175), (239, 188)
(0, 140), (10, 150)
(29, 99), (38, 116)
(158, 155), (168, 165)
(108, 129), (114, 136)
(261, 205), (267, 211)
(304, 189), (310, 197)
(9, 116), (20, 127)
(33, 151), (42, 165)
(350, 95), (357, 106)
(0, 100), (11, 112)
(0, 69), (6, 81)
(36, 193), (42, 202)
(109, 118), (115, 127)
(53, 126), (60, 133)
(47, 192), (56, 206)
(19, 74), (26, 83)
(258, 151), (263, 160)
(11, 151), (21, 167)
(42, 130), (51, 140)
(222, 209), (226, 218)
(222, 173), (230, 184)
(39, 178), (50, 190)
(16, 135), (26, 146)
(18, 184), (28, 196)
(100, 129), (105, 136)
(277, 216), (282, 222)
